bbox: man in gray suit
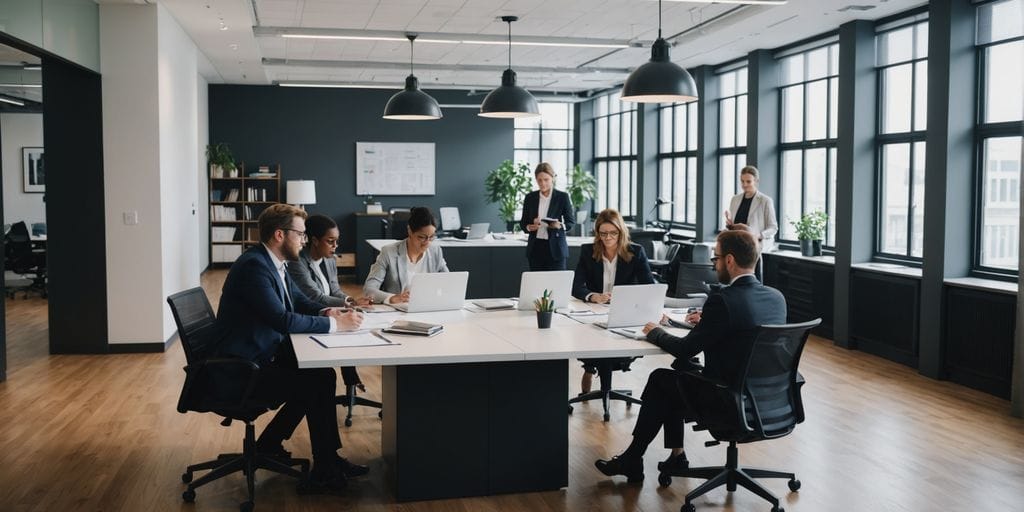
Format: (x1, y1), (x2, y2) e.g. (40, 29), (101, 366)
(363, 207), (449, 304)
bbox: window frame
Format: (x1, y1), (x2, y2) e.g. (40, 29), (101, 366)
(514, 102), (575, 191)
(592, 91), (639, 217)
(717, 65), (749, 231)
(656, 100), (698, 228)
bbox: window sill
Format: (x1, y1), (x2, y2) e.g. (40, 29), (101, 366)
(850, 262), (923, 279)
(766, 249), (836, 265)
(944, 277), (1017, 296)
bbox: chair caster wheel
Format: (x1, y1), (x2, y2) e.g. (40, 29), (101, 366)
(378, 411), (383, 419)
(181, 472), (193, 483)
(568, 406), (574, 415)
(681, 503), (695, 512)
(771, 506), (784, 512)
(626, 402), (633, 409)
(603, 413), (610, 422)
(344, 418), (353, 427)
(182, 489), (196, 503)
(658, 473), (672, 487)
(240, 500), (254, 512)
(788, 478), (800, 491)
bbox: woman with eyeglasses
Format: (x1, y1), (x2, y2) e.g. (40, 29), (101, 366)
(363, 206), (449, 305)
(571, 208), (655, 393)
(288, 214), (373, 392)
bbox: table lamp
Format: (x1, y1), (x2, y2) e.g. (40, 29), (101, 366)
(286, 180), (316, 210)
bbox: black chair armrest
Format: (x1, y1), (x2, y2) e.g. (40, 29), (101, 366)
(177, 358), (262, 414)
(677, 370), (749, 435)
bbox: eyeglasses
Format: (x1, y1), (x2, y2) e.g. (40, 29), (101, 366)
(597, 230), (620, 239)
(318, 237), (339, 246)
(282, 228), (307, 241)
(414, 234), (437, 243)
(710, 252), (723, 264)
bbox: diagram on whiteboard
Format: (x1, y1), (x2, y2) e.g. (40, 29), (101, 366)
(356, 142), (435, 196)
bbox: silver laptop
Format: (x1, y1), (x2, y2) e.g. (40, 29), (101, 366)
(517, 270), (574, 311)
(466, 223), (490, 239)
(390, 271), (469, 313)
(594, 283), (668, 329)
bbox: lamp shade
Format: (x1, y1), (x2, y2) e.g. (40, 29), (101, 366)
(621, 38), (698, 103)
(286, 180), (316, 205)
(383, 76), (442, 120)
(478, 69), (540, 118)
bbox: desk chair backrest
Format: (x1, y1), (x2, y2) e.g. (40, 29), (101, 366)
(6, 221), (31, 256)
(388, 208), (412, 239)
(167, 287), (218, 364)
(674, 262), (717, 297)
(734, 319), (819, 440)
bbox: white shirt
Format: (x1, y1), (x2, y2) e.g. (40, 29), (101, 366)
(536, 191), (552, 240)
(263, 245), (337, 332)
(601, 255), (618, 294)
(311, 257), (331, 295)
(406, 252), (427, 282)
(729, 272), (756, 285)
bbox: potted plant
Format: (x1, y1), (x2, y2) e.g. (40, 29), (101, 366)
(790, 210), (828, 257)
(533, 289), (556, 329)
(566, 163), (597, 235)
(484, 160), (533, 232)
(206, 143), (237, 178)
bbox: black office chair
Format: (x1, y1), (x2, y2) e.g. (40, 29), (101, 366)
(4, 221), (46, 299)
(167, 288), (309, 512)
(650, 242), (682, 288)
(568, 357), (643, 422)
(658, 319), (820, 512)
(335, 367), (382, 427)
(387, 208), (412, 239)
(672, 262), (718, 299)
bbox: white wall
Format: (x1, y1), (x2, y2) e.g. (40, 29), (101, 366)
(197, 69), (210, 271)
(1, 113), (46, 226)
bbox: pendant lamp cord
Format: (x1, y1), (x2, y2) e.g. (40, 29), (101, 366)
(408, 34), (416, 74)
(658, 0), (663, 39)
(506, 20), (512, 70)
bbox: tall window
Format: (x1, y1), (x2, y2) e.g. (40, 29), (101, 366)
(876, 19), (928, 259)
(718, 66), (748, 230)
(778, 43), (839, 245)
(975, 0), (1023, 274)
(593, 91), (638, 216)
(657, 100), (697, 225)
(514, 102), (575, 190)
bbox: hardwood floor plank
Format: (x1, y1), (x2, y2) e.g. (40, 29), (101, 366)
(1, 271), (1022, 511)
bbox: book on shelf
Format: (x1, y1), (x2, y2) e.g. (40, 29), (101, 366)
(210, 190), (223, 201)
(212, 244), (242, 263)
(211, 205), (237, 221)
(258, 165), (269, 172)
(211, 226), (236, 242)
(382, 320), (444, 337)
(248, 172), (276, 178)
(224, 188), (239, 202)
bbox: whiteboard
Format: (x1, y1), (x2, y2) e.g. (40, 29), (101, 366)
(355, 142), (435, 196)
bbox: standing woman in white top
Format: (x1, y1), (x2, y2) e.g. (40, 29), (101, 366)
(520, 162), (576, 271)
(724, 165), (778, 251)
(363, 206), (449, 304)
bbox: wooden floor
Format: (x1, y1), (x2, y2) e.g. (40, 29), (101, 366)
(1, 270), (1023, 512)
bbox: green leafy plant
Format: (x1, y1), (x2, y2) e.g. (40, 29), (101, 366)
(790, 210), (829, 241)
(533, 289), (556, 313)
(205, 143), (237, 173)
(484, 160), (533, 225)
(566, 163), (597, 210)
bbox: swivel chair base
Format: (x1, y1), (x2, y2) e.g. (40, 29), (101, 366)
(567, 364), (642, 422)
(658, 441), (800, 512)
(336, 384), (382, 427)
(181, 421), (309, 512)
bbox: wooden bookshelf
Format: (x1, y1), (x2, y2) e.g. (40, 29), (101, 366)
(209, 163), (281, 266)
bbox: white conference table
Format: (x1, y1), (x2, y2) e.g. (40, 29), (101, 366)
(293, 303), (686, 501)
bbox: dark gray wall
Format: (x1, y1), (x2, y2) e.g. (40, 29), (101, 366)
(209, 86), (513, 252)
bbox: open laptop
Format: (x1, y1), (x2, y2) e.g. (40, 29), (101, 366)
(390, 271), (469, 313)
(517, 270), (574, 311)
(466, 223), (490, 239)
(593, 283), (668, 330)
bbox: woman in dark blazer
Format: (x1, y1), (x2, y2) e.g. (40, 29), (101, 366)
(520, 162), (575, 271)
(572, 208), (655, 393)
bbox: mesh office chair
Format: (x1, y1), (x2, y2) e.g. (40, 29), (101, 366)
(168, 288), (309, 512)
(673, 262), (718, 299)
(649, 242), (682, 289)
(387, 208), (412, 239)
(4, 221), (47, 299)
(335, 368), (382, 427)
(658, 319), (820, 512)
(568, 357), (643, 422)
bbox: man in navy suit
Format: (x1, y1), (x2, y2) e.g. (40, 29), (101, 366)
(214, 204), (365, 493)
(594, 230), (787, 482)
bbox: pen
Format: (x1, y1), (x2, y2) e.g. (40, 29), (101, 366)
(371, 330), (393, 344)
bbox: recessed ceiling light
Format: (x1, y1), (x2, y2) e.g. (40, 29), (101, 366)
(229, 44), (239, 50)
(0, 96), (26, 106)
(0, 83), (42, 88)
(661, 0), (787, 4)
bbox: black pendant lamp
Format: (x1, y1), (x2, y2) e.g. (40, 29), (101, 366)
(479, 16), (540, 119)
(383, 34), (443, 120)
(621, 0), (698, 103)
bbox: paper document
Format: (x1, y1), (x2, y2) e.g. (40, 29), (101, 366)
(311, 332), (398, 348)
(610, 327), (648, 340)
(567, 313), (608, 325)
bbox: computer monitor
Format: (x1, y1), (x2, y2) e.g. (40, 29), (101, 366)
(439, 207), (461, 232)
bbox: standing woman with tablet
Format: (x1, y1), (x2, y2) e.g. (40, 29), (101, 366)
(520, 162), (576, 271)
(571, 208), (655, 394)
(724, 165), (778, 251)
(363, 206), (449, 304)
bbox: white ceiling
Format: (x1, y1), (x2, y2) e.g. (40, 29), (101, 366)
(164, 0), (925, 93)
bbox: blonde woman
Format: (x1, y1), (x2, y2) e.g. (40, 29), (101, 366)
(724, 165), (778, 251)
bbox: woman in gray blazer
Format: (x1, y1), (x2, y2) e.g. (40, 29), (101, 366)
(288, 214), (371, 390)
(724, 165), (778, 252)
(363, 206), (449, 304)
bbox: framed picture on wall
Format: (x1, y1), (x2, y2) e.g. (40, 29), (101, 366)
(22, 147), (45, 193)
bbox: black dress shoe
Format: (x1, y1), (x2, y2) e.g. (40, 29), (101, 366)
(335, 456), (370, 478)
(595, 455), (644, 483)
(301, 461), (347, 494)
(657, 453), (689, 472)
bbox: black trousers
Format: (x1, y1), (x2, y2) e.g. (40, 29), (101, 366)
(528, 238), (567, 271)
(340, 366), (361, 386)
(254, 343), (342, 460)
(631, 368), (691, 450)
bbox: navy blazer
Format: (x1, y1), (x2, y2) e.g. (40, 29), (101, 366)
(213, 245), (331, 364)
(519, 189), (575, 261)
(646, 275), (787, 385)
(572, 242), (655, 300)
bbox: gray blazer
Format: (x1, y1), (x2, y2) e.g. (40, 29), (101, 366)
(287, 248), (349, 307)
(728, 190), (779, 251)
(363, 239), (450, 303)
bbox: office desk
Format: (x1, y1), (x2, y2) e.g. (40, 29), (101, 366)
(293, 306), (677, 501)
(365, 237), (593, 298)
